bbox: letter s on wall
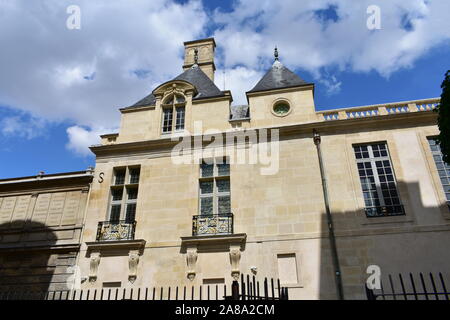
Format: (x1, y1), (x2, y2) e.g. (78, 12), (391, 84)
(98, 172), (104, 183)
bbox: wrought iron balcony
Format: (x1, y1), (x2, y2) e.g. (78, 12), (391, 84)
(365, 205), (405, 218)
(96, 220), (136, 241)
(192, 213), (233, 236)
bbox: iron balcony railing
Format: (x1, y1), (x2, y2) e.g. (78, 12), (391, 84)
(365, 205), (405, 218)
(96, 220), (136, 241)
(192, 213), (233, 236)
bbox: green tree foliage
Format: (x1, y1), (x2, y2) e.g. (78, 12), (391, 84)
(436, 70), (450, 164)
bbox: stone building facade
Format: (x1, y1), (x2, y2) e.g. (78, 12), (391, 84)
(1, 38), (449, 299)
(0, 170), (93, 292)
(73, 38), (450, 299)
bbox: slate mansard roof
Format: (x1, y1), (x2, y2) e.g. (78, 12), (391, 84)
(127, 65), (225, 109)
(248, 60), (313, 94)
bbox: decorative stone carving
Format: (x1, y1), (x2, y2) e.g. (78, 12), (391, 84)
(89, 251), (101, 283)
(229, 245), (241, 280)
(128, 250), (140, 283)
(186, 246), (198, 281)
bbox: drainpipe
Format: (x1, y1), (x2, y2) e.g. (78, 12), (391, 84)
(313, 129), (344, 300)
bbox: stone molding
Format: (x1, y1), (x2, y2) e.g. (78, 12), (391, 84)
(128, 249), (140, 283)
(180, 233), (246, 252)
(229, 244), (241, 280)
(89, 251), (101, 283)
(85, 239), (146, 253)
(85, 240), (146, 283)
(181, 233), (246, 282)
(186, 245), (198, 281)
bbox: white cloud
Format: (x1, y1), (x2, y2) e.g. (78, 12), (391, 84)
(213, 0), (450, 93)
(0, 114), (47, 140)
(66, 125), (114, 156)
(0, 0), (208, 154)
(1, 0), (449, 155)
(215, 66), (264, 105)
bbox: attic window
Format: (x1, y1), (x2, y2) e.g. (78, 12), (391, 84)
(161, 94), (186, 133)
(272, 100), (291, 117)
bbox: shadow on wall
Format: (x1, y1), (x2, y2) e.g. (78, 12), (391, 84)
(0, 220), (58, 295)
(318, 181), (450, 300)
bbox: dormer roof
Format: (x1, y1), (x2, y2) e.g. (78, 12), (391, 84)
(247, 60), (313, 94)
(126, 65), (225, 109)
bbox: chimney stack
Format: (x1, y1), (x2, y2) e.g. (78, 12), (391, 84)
(183, 38), (216, 81)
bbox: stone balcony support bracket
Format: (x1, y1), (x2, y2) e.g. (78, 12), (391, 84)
(128, 249), (140, 283)
(89, 251), (101, 283)
(186, 245), (198, 281)
(85, 239), (146, 284)
(180, 233), (247, 281)
(229, 244), (242, 280)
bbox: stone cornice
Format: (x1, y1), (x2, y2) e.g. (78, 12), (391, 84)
(85, 239), (146, 253)
(90, 109), (437, 159)
(0, 243), (80, 253)
(246, 84), (315, 98)
(180, 233), (247, 253)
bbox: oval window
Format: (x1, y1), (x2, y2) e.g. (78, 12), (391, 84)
(273, 102), (290, 116)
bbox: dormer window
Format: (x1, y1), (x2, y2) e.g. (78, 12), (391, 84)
(161, 94), (186, 134)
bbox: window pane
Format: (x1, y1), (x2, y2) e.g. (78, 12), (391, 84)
(164, 96), (174, 105)
(111, 188), (123, 201)
(127, 188), (138, 200)
(115, 170), (125, 185)
(201, 162), (214, 177)
(200, 197), (213, 216)
(354, 144), (403, 217)
(162, 108), (173, 133)
(175, 95), (185, 103)
(175, 106), (185, 131)
(129, 168), (140, 184)
(200, 181), (213, 195)
(218, 196), (231, 215)
(217, 163), (230, 176)
(217, 179), (230, 193)
(110, 205), (121, 221)
(428, 138), (450, 204)
(125, 203), (136, 222)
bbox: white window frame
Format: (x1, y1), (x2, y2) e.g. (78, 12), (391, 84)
(108, 166), (140, 222)
(161, 94), (186, 134)
(199, 158), (230, 216)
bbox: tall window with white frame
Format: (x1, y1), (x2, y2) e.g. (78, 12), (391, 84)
(194, 158), (232, 236)
(109, 166), (140, 223)
(353, 143), (404, 217)
(428, 138), (450, 207)
(199, 158), (231, 216)
(161, 94), (185, 134)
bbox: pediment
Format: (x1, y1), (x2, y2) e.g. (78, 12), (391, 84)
(152, 80), (197, 98)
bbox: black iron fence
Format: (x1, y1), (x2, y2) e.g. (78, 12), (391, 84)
(366, 272), (449, 300)
(225, 274), (289, 300)
(96, 220), (136, 241)
(0, 274), (288, 301)
(192, 213), (233, 236)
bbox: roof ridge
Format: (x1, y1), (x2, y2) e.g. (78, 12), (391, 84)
(248, 61), (312, 93)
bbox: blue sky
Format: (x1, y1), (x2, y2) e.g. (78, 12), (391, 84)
(0, 0), (449, 179)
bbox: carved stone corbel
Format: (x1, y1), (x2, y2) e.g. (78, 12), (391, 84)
(186, 246), (198, 281)
(89, 251), (101, 283)
(128, 250), (140, 283)
(229, 245), (241, 281)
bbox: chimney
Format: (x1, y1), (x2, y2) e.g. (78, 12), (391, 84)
(183, 38), (216, 81)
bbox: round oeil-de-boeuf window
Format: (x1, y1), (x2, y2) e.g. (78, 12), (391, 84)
(273, 102), (291, 116)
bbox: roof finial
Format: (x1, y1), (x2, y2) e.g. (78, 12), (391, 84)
(194, 48), (199, 65)
(274, 46), (279, 61)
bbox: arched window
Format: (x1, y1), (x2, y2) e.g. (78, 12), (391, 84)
(161, 94), (186, 133)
